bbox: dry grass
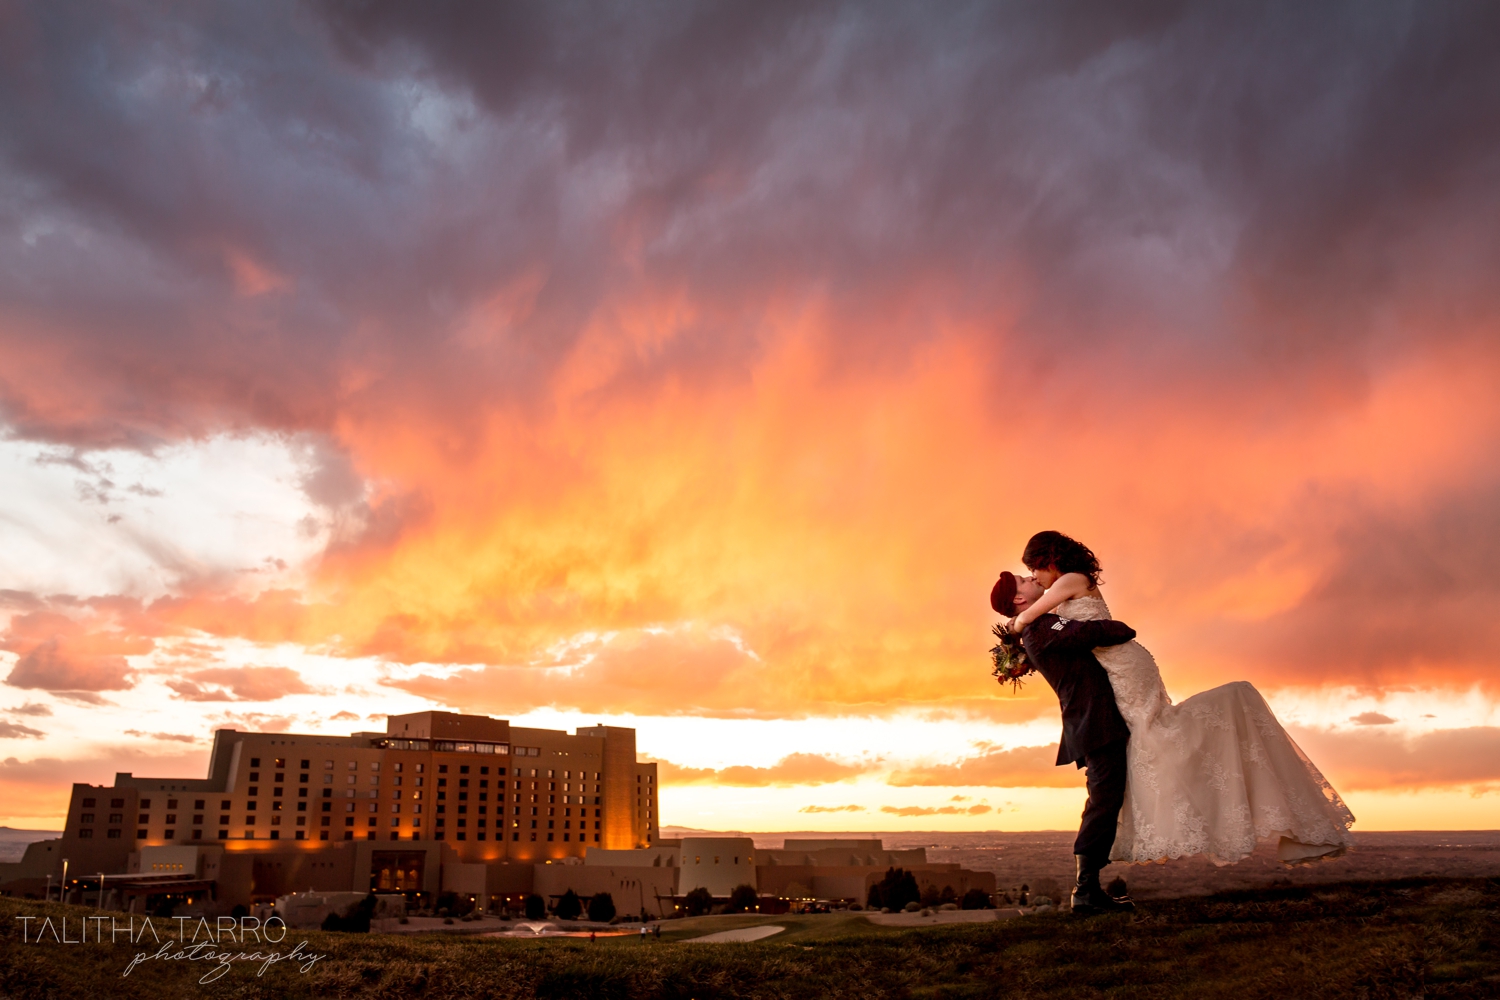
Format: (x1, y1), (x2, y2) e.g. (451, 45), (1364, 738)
(3, 876), (1498, 999)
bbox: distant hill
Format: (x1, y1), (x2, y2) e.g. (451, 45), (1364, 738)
(0, 827), (62, 840)
(0, 827), (62, 864)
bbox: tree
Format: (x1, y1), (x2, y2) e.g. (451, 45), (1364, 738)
(555, 889), (582, 921)
(726, 884), (758, 913)
(684, 886), (713, 916)
(961, 888), (992, 910)
(867, 867), (921, 911)
(587, 891), (616, 923)
(524, 894), (546, 919)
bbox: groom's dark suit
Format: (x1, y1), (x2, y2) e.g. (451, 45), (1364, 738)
(1021, 613), (1137, 863)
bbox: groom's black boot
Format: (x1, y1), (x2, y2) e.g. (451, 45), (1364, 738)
(1071, 855), (1134, 916)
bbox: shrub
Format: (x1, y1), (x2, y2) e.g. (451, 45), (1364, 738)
(524, 894), (547, 920)
(588, 892), (616, 923)
(726, 884), (759, 913)
(684, 887), (714, 917)
(555, 889), (583, 921)
(321, 892), (376, 933)
(961, 888), (992, 910)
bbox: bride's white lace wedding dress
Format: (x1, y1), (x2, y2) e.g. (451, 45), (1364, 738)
(1057, 595), (1356, 865)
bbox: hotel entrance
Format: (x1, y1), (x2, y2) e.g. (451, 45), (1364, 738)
(370, 851), (425, 892)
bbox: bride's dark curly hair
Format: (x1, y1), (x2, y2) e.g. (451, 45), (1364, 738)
(1021, 530), (1103, 588)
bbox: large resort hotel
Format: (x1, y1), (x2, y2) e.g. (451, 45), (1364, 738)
(0, 711), (994, 914)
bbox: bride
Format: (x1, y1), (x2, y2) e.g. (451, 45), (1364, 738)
(1001, 530), (1355, 866)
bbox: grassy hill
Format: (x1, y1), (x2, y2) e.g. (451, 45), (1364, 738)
(3, 877), (1496, 998)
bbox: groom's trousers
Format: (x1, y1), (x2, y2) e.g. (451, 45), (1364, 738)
(1075, 737), (1128, 863)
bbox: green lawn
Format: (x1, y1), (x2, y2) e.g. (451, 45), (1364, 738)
(3, 877), (1497, 998)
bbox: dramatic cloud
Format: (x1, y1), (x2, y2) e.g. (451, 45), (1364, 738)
(0, 1), (1499, 811)
(652, 753), (874, 787)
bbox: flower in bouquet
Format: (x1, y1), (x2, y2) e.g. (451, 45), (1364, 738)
(990, 622), (1034, 693)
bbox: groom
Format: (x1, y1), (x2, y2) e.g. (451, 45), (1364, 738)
(991, 571), (1137, 915)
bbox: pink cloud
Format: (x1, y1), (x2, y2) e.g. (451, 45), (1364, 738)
(165, 666), (317, 702)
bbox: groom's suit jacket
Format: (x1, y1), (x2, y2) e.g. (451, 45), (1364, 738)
(1020, 614), (1137, 767)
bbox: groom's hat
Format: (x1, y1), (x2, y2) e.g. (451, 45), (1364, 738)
(990, 572), (1017, 615)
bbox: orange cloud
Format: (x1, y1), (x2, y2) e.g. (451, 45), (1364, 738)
(1, 609), (154, 700)
(1288, 726), (1500, 792)
(880, 804), (993, 817)
(651, 753), (874, 787)
(799, 804), (866, 814)
(887, 745), (1085, 789)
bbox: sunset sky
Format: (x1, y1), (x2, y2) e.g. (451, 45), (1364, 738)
(2, 2), (1499, 834)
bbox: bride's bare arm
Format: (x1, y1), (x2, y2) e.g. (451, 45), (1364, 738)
(1010, 572), (1092, 631)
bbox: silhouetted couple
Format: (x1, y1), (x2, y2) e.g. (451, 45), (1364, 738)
(991, 531), (1354, 916)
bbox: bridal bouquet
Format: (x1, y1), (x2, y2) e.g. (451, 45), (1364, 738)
(990, 623), (1034, 692)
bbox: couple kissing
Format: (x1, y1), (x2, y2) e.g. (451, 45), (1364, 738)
(991, 531), (1355, 916)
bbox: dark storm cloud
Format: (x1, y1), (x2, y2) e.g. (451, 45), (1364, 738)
(2, 1), (1498, 448)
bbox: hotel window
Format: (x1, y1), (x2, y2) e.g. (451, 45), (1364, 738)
(136, 828), (147, 839)
(348, 761), (357, 770)
(300, 759), (310, 769)
(274, 773), (285, 784)
(110, 813), (125, 823)
(250, 758), (260, 767)
(82, 797), (96, 807)
(274, 758), (285, 769)
(299, 773), (309, 784)
(108, 829), (122, 839)
(220, 799), (230, 809)
(137, 813), (149, 824)
(79, 829), (93, 838)
(112, 798), (125, 807)
(163, 829), (174, 839)
(247, 800), (257, 811)
(139, 798), (152, 809)
(192, 814), (204, 825)
(218, 815), (229, 825)
(325, 760), (334, 770)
